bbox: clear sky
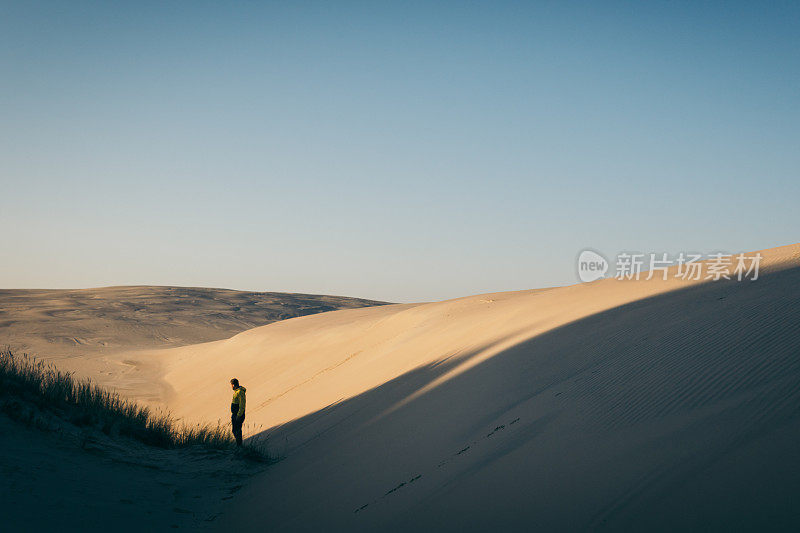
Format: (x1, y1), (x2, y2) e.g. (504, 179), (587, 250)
(2, 1), (798, 302)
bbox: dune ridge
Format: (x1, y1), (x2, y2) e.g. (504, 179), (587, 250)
(147, 243), (800, 531)
(159, 244), (797, 428)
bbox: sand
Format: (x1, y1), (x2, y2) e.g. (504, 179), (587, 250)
(143, 243), (800, 531)
(0, 414), (260, 531)
(3, 245), (799, 530)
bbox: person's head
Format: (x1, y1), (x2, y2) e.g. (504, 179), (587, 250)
(230, 378), (239, 390)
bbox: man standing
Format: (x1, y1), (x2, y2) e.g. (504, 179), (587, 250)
(230, 378), (246, 446)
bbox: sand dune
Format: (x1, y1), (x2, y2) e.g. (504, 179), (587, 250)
(3, 246), (798, 530)
(146, 244), (800, 531)
(0, 285), (386, 358)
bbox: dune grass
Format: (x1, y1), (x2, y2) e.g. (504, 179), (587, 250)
(0, 347), (267, 458)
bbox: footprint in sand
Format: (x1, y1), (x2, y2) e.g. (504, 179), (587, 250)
(356, 474), (424, 513)
(487, 424), (505, 437)
(385, 482), (406, 496)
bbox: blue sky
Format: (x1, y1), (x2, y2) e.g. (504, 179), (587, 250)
(2, 1), (798, 302)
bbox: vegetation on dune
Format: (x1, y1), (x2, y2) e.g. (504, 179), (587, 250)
(0, 347), (268, 460)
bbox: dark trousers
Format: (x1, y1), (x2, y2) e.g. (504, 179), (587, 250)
(231, 414), (245, 446)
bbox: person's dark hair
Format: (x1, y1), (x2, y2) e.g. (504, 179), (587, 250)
(230, 378), (239, 387)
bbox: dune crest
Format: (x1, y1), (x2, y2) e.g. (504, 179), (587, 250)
(149, 243), (800, 531)
(159, 244), (797, 429)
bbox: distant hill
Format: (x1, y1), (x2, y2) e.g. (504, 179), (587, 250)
(0, 286), (387, 358)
